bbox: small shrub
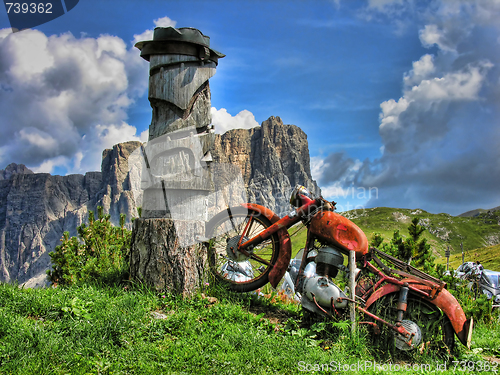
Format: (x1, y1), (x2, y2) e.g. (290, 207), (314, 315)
(47, 207), (131, 286)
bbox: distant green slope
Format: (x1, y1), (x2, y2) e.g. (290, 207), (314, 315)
(436, 244), (500, 271)
(286, 206), (500, 266)
(345, 207), (500, 258)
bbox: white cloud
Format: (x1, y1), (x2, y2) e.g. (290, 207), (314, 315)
(132, 16), (177, 45)
(30, 155), (70, 174)
(419, 24), (451, 51)
(139, 129), (149, 143)
(403, 54), (435, 87)
(367, 0), (404, 10)
(321, 0), (500, 214)
(407, 61), (492, 101)
(310, 156), (326, 182)
(0, 27), (151, 174)
(211, 108), (260, 134)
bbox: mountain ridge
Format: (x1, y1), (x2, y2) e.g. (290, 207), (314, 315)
(0, 117), (319, 286)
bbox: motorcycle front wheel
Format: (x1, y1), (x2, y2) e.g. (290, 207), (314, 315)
(206, 206), (280, 292)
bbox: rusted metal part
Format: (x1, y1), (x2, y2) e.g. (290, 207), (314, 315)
(364, 283), (472, 348)
(295, 228), (315, 292)
(432, 287), (472, 348)
(356, 305), (413, 340)
(371, 247), (445, 287)
(365, 283), (401, 310)
(337, 296), (361, 305)
(238, 215), (253, 247)
(370, 254), (444, 297)
(239, 199), (319, 251)
(359, 321), (380, 335)
(363, 262), (431, 300)
(268, 227), (291, 288)
(312, 294), (333, 318)
(330, 297), (341, 318)
(240, 203), (291, 288)
(308, 210), (368, 260)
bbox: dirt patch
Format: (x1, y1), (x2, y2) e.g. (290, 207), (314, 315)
(247, 305), (298, 325)
(483, 355), (500, 364)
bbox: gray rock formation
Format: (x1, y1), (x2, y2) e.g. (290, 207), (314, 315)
(0, 118), (319, 287)
(213, 116), (321, 217)
(0, 163), (34, 180)
(0, 142), (142, 287)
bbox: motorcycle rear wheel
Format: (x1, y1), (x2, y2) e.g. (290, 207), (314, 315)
(368, 293), (455, 355)
(206, 206), (280, 292)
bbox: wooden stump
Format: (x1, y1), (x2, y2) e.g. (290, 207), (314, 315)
(129, 218), (208, 296)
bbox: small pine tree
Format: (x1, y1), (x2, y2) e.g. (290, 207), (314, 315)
(47, 207), (131, 286)
(375, 218), (435, 273)
(369, 232), (384, 248)
(406, 218), (434, 273)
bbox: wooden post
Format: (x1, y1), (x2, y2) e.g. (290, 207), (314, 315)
(461, 242), (464, 265)
(129, 27), (224, 295)
(134, 27), (224, 221)
(446, 245), (450, 271)
(349, 249), (356, 333)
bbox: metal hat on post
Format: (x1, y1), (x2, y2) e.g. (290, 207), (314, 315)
(135, 26), (225, 64)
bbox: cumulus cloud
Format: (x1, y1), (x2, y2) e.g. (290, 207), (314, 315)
(0, 27), (150, 174)
(132, 16), (177, 45)
(318, 0), (500, 214)
(211, 108), (260, 134)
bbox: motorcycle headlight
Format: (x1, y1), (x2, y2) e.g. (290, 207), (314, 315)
(289, 185), (314, 208)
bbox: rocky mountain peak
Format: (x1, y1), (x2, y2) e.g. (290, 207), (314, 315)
(0, 163), (34, 180)
(213, 116), (320, 217)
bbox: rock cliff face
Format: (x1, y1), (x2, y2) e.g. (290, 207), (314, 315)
(213, 116), (320, 217)
(0, 142), (142, 287)
(0, 118), (319, 286)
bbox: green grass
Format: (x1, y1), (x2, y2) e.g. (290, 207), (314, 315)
(2, 205), (498, 374)
(1, 282), (499, 374)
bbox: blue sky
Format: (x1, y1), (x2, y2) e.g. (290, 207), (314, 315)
(0, 0), (499, 215)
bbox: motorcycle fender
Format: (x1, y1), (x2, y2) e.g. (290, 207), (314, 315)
(241, 203), (292, 288)
(365, 284), (472, 348)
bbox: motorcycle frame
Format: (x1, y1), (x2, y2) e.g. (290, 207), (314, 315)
(234, 197), (472, 348)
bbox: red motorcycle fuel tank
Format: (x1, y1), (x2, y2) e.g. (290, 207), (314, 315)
(308, 210), (368, 259)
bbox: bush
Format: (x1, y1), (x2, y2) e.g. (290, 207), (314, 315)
(47, 207), (131, 286)
(442, 272), (493, 324)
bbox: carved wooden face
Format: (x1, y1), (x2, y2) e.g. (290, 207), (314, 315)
(149, 55), (216, 110)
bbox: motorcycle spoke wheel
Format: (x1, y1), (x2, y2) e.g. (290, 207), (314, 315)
(368, 293), (455, 357)
(206, 207), (280, 292)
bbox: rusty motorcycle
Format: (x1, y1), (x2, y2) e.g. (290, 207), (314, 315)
(205, 185), (473, 351)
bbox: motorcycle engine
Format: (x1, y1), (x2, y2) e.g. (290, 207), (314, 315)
(315, 246), (344, 278)
(300, 246), (348, 314)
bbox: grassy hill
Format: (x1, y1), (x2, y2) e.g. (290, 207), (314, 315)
(288, 206), (500, 267)
(436, 244), (500, 271)
(345, 207), (500, 258)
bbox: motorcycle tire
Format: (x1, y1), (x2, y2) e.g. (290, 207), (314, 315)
(206, 206), (281, 293)
(368, 293), (455, 356)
